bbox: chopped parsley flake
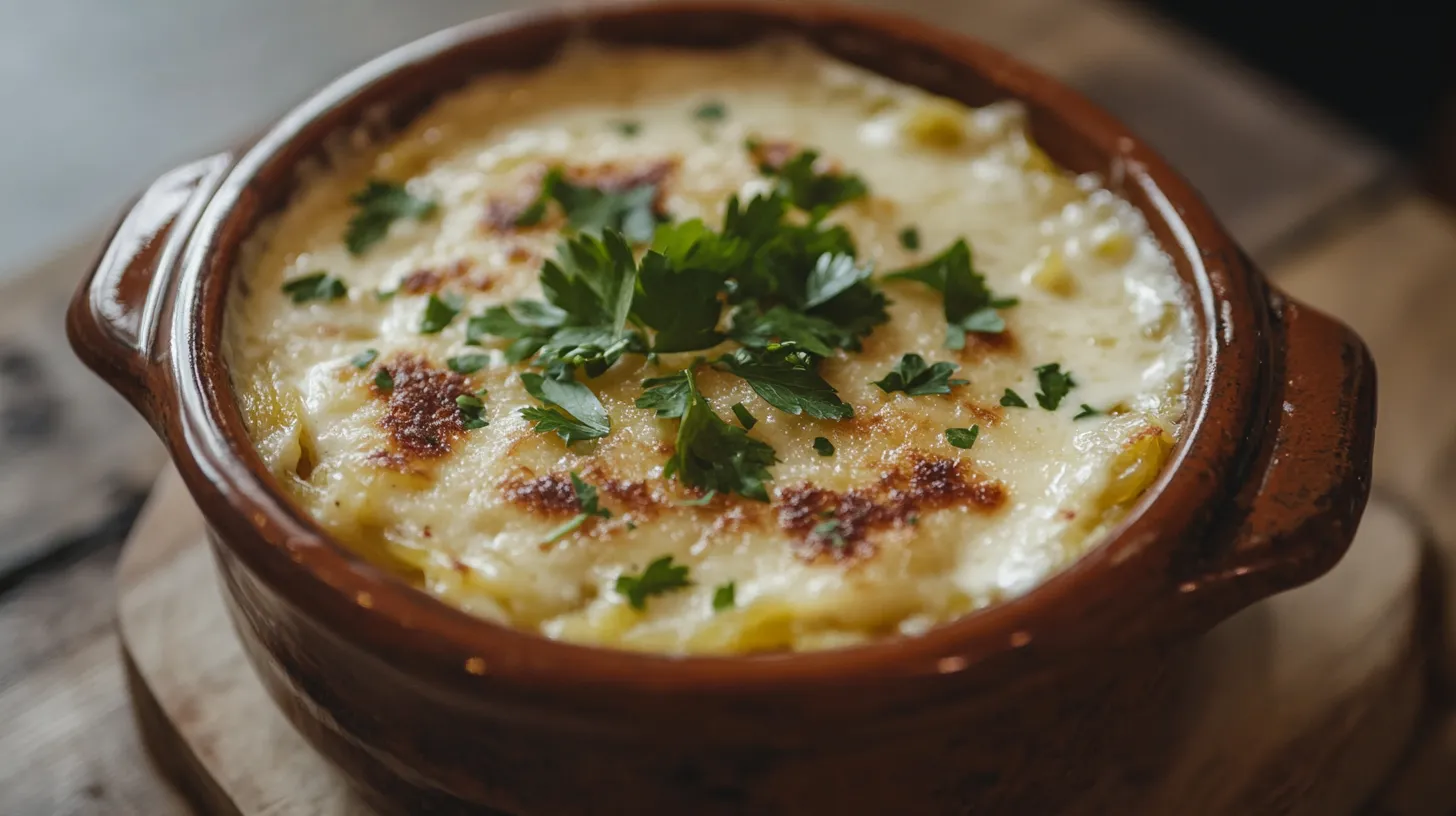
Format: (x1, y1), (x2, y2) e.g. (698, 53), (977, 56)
(675, 490), (717, 507)
(419, 293), (463, 334)
(540, 472), (613, 545)
(712, 581), (736, 612)
(1034, 363), (1076, 410)
(616, 555), (691, 610)
(446, 353), (491, 374)
(1000, 389), (1028, 408)
(872, 353), (967, 396)
(898, 226), (921, 251)
(373, 369), (394, 392)
(945, 426), (980, 449)
(456, 392), (488, 430)
(613, 120), (641, 137)
(349, 348), (378, 369)
(813, 436), (835, 456)
(693, 101), (727, 122)
(760, 149), (869, 220)
(635, 370), (694, 419)
(344, 180), (437, 256)
(811, 518), (848, 551)
(281, 271), (346, 304)
(1073, 403), (1101, 420)
(730, 402), (757, 430)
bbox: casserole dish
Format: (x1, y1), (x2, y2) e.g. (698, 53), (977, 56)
(68, 2), (1376, 813)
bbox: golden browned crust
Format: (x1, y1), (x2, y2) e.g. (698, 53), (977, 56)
(500, 470), (581, 517)
(777, 455), (1007, 563)
(397, 259), (482, 295)
(371, 354), (470, 460)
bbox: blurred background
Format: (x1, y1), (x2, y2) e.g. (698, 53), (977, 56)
(4, 1), (1456, 812)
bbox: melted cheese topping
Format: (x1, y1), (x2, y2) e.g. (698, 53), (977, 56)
(225, 42), (1193, 654)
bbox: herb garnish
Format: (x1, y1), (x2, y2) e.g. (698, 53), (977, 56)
(945, 426), (980, 449)
(518, 167), (665, 244)
(281, 271), (347, 304)
(456, 391), (489, 430)
(885, 239), (1017, 348)
(758, 149), (869, 220)
(712, 581), (736, 612)
(519, 371), (611, 443)
(635, 370), (693, 419)
(813, 437), (835, 456)
(614, 120), (642, 137)
(693, 101), (727, 122)
(420, 293), (463, 334)
(664, 370), (778, 501)
(812, 518), (849, 552)
(1073, 403), (1101, 420)
(730, 402), (757, 430)
(714, 346), (853, 421)
(675, 490), (717, 507)
(446, 353), (491, 374)
(1000, 389), (1028, 408)
(345, 180), (437, 256)
(872, 353), (967, 396)
(373, 369), (394, 392)
(616, 555), (692, 610)
(349, 348), (379, 369)
(898, 226), (921, 251)
(541, 472), (612, 544)
(1034, 363), (1076, 410)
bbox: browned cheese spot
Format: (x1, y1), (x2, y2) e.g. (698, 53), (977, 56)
(371, 354), (470, 460)
(397, 259), (479, 295)
(500, 470), (582, 517)
(958, 328), (1019, 362)
(776, 454), (1007, 564)
(747, 138), (799, 172)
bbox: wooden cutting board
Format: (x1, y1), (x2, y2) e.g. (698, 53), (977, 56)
(117, 470), (1437, 815)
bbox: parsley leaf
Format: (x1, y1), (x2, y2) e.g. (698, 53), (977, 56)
(281, 271), (347, 304)
(676, 490), (717, 507)
(804, 252), (872, 308)
(446, 353), (491, 374)
(1073, 403), (1101, 420)
(731, 402), (757, 430)
(873, 353), (968, 396)
(374, 369), (394, 392)
(635, 370), (693, 418)
(616, 555), (692, 610)
(712, 581), (736, 612)
(519, 371), (611, 443)
(350, 348), (379, 369)
(898, 226), (921, 251)
(945, 426), (979, 449)
(728, 304), (844, 359)
(524, 167), (665, 243)
(420, 293), (463, 334)
(1034, 363), (1076, 410)
(540, 472), (613, 544)
(633, 245), (725, 353)
(885, 239), (1015, 348)
(466, 301), (566, 362)
(345, 180), (437, 256)
(1000, 389), (1028, 408)
(456, 392), (489, 430)
(812, 518), (849, 552)
(614, 120), (641, 137)
(763, 149), (868, 219)
(693, 101), (727, 122)
(541, 230), (639, 330)
(813, 436), (835, 456)
(715, 347), (853, 421)
(665, 369), (778, 501)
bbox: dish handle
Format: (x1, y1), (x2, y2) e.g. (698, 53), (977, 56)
(66, 153), (233, 430)
(1184, 289), (1377, 616)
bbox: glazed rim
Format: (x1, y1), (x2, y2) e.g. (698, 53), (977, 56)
(168, 1), (1261, 690)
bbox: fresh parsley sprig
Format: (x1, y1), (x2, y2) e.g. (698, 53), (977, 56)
(664, 370), (778, 501)
(873, 353), (968, 396)
(281, 271), (347, 304)
(1034, 363), (1076, 410)
(884, 239), (1017, 348)
(519, 371), (611, 443)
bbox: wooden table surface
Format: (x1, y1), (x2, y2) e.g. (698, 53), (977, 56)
(2, 1), (1452, 813)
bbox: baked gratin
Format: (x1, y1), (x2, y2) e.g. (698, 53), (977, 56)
(225, 42), (1193, 654)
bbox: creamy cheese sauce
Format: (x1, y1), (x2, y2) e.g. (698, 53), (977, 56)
(225, 42), (1193, 654)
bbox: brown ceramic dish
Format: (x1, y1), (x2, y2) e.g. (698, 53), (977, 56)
(68, 2), (1376, 813)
